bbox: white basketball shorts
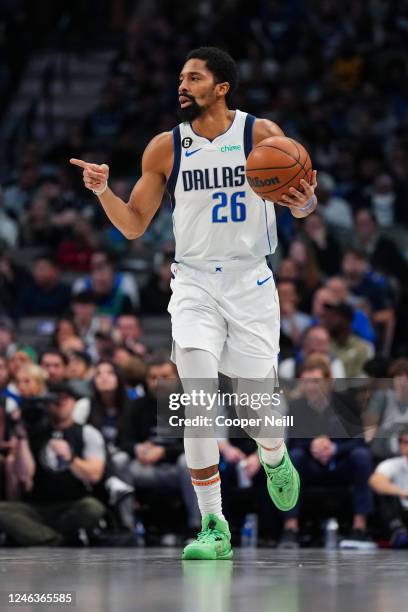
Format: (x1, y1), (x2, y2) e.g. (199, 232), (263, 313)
(167, 258), (280, 379)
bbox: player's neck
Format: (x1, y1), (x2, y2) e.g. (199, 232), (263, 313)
(191, 106), (235, 141)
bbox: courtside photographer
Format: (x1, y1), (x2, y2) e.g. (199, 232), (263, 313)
(0, 382), (106, 546)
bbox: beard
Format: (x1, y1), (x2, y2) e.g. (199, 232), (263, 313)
(177, 96), (205, 123)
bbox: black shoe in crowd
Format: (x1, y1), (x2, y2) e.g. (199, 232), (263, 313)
(339, 529), (376, 550)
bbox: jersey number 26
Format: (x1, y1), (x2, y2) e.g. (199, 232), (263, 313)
(212, 191), (246, 223)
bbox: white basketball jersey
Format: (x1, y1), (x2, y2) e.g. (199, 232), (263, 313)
(167, 110), (277, 263)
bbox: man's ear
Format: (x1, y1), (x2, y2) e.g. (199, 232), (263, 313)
(215, 81), (230, 99)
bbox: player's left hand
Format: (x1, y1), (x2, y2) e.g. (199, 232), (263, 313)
(70, 158), (109, 193)
(278, 170), (318, 218)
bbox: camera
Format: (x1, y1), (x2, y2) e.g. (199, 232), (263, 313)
(19, 393), (59, 434)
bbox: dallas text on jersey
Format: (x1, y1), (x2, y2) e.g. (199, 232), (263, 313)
(182, 165), (245, 191)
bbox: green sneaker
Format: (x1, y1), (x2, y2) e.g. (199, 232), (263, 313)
(258, 446), (300, 511)
(182, 514), (233, 560)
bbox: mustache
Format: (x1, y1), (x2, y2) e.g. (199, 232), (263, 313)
(179, 92), (195, 102)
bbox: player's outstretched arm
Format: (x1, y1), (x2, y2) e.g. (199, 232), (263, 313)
(70, 132), (173, 240)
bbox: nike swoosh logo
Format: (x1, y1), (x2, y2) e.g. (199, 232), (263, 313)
(257, 275), (272, 286)
(185, 148), (201, 157)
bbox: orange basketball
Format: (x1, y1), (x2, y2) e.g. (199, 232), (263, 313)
(246, 136), (313, 202)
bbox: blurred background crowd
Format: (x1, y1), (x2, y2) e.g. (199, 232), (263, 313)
(0, 0), (408, 548)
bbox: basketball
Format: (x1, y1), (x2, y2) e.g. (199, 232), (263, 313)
(246, 136), (313, 202)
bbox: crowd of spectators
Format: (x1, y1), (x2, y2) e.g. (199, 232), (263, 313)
(0, 0), (408, 547)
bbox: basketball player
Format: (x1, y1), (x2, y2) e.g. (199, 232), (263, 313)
(71, 47), (318, 560)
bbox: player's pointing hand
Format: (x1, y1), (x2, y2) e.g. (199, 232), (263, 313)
(70, 158), (109, 195)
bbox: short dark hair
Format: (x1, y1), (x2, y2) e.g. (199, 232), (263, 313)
(34, 252), (59, 267)
(186, 47), (239, 101)
(71, 290), (97, 305)
(324, 301), (354, 322)
(343, 248), (368, 261)
(363, 356), (390, 378)
(69, 350), (92, 367)
(40, 348), (68, 366)
(146, 350), (175, 370)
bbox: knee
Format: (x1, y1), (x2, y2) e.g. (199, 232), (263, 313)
(74, 497), (106, 519)
(0, 502), (26, 523)
(350, 446), (372, 469)
(0, 501), (16, 515)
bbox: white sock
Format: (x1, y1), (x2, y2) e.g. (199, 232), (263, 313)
(191, 472), (224, 521)
(259, 439), (285, 467)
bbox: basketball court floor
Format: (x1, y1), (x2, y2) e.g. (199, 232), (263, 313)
(1, 548), (407, 611)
